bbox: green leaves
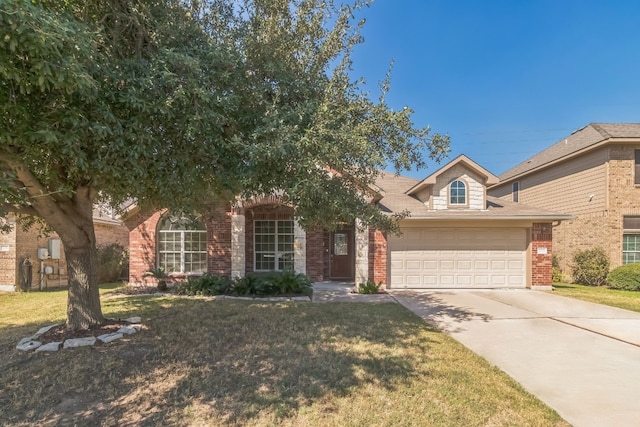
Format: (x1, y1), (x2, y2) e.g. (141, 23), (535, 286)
(1, 0), (449, 234)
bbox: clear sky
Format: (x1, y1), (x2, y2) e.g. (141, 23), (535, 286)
(350, 0), (640, 178)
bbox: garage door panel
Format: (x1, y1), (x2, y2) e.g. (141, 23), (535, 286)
(457, 260), (472, 269)
(389, 228), (527, 289)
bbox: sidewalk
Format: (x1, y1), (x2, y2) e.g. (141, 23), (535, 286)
(311, 281), (394, 303)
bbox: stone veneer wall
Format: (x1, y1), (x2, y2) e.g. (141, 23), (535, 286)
(354, 220), (369, 285)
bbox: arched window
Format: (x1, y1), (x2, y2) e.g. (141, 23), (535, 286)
(450, 180), (466, 205)
(157, 215), (207, 274)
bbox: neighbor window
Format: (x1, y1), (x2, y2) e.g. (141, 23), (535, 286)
(635, 150), (640, 185)
(623, 216), (640, 264)
(512, 181), (520, 202)
(157, 215), (207, 274)
(623, 234), (640, 264)
(254, 220), (294, 271)
(449, 180), (466, 205)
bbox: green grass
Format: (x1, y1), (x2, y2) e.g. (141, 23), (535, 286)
(551, 283), (640, 313)
(0, 287), (569, 426)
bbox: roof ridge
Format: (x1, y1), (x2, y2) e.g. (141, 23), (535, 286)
(588, 123), (611, 139)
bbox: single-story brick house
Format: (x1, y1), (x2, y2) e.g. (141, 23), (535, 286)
(125, 155), (571, 289)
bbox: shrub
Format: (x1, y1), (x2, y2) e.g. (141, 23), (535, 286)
(572, 247), (609, 286)
(232, 275), (272, 296)
(606, 263), (640, 291)
(175, 274), (233, 296)
(268, 270), (312, 295)
(357, 280), (383, 294)
(96, 243), (128, 283)
(552, 254), (563, 283)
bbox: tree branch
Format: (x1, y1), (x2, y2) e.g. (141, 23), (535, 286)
(0, 203), (39, 217)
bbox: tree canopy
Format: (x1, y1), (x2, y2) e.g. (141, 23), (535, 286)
(0, 0), (449, 329)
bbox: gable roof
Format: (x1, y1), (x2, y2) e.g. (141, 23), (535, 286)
(498, 123), (640, 183)
(406, 154), (499, 195)
(374, 171), (571, 221)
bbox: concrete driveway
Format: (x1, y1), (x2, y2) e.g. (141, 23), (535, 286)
(390, 290), (640, 427)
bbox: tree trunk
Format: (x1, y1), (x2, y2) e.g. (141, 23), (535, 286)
(65, 243), (105, 330)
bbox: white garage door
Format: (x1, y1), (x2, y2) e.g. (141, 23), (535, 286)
(389, 228), (527, 289)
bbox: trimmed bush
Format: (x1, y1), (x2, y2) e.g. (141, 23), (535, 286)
(96, 243), (128, 283)
(552, 254), (563, 283)
(357, 280), (383, 294)
(176, 274), (233, 296)
(572, 247), (609, 286)
(268, 270), (312, 295)
(232, 275), (272, 296)
(606, 263), (640, 291)
(174, 272), (313, 297)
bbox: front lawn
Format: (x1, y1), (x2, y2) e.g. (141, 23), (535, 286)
(0, 287), (568, 426)
(551, 283), (640, 313)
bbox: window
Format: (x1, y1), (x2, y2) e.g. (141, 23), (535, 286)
(623, 216), (640, 264)
(623, 234), (640, 264)
(254, 220), (294, 271)
(157, 215), (207, 274)
(635, 150), (640, 185)
(512, 181), (520, 202)
(449, 180), (466, 205)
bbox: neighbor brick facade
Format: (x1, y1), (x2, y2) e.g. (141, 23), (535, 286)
(0, 216), (129, 291)
(491, 137), (640, 278)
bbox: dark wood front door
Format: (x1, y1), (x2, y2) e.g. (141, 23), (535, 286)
(330, 227), (355, 280)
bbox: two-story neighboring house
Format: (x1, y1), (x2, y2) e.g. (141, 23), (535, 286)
(488, 123), (640, 277)
(126, 155), (569, 289)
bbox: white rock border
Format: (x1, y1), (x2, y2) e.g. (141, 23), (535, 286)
(16, 317), (142, 353)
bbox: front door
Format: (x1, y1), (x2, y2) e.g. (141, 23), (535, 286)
(330, 227), (355, 280)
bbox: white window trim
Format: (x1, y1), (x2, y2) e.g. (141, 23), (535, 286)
(254, 220), (294, 272)
(157, 219), (207, 274)
(449, 179), (467, 206)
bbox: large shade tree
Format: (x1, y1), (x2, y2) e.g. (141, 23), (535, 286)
(0, 0), (449, 330)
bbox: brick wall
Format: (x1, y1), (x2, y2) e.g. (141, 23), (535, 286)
(206, 206), (233, 276)
(368, 228), (387, 285)
(550, 145), (640, 278)
(125, 210), (164, 284)
(531, 222), (553, 287)
(607, 145), (640, 268)
(95, 222), (129, 248)
(306, 227), (325, 281)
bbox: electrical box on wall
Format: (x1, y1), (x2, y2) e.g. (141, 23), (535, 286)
(37, 248), (49, 260)
(48, 239), (61, 260)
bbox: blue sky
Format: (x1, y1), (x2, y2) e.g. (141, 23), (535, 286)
(350, 0), (640, 178)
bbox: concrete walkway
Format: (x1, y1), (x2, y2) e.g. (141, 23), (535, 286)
(390, 289), (640, 427)
(312, 281), (394, 303)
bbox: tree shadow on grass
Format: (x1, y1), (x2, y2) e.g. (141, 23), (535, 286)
(0, 299), (443, 426)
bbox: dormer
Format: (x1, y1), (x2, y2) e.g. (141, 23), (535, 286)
(406, 155), (499, 211)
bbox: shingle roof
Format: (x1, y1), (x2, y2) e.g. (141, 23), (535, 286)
(374, 171), (571, 220)
(499, 123), (640, 182)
